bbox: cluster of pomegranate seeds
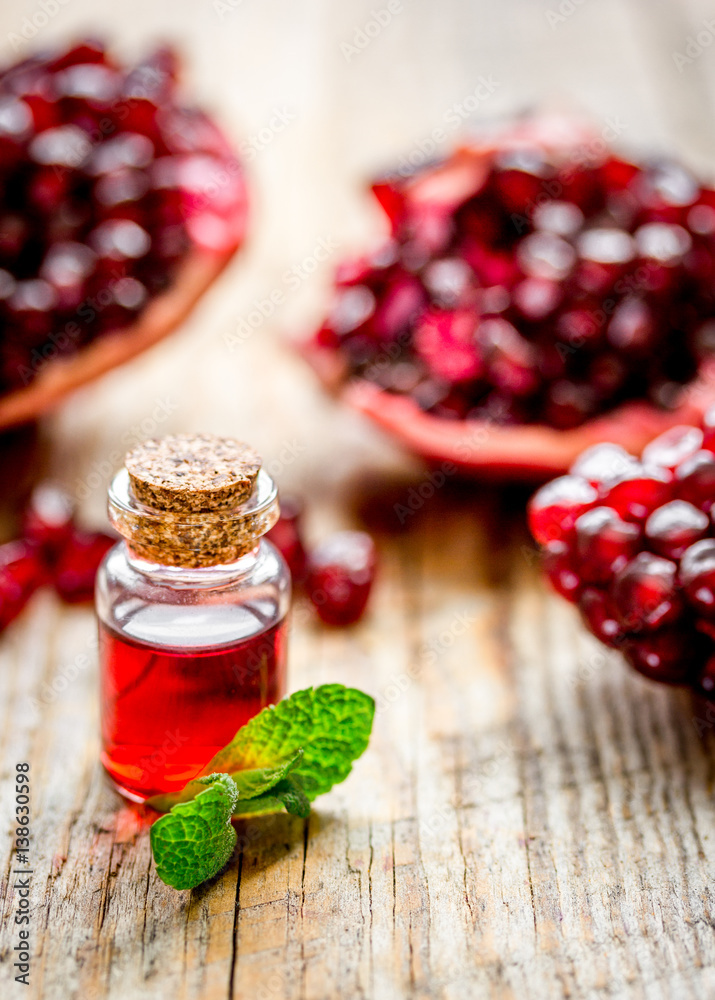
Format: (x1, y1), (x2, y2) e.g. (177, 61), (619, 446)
(267, 498), (377, 625)
(0, 40), (244, 395)
(0, 482), (115, 631)
(528, 410), (715, 695)
(315, 138), (715, 428)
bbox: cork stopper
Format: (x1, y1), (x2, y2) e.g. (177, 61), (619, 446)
(125, 434), (261, 513)
(108, 434), (279, 568)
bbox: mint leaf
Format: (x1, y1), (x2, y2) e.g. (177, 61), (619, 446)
(232, 779), (310, 819)
(150, 773), (238, 890)
(274, 778), (311, 818)
(146, 748), (303, 814)
(200, 684), (375, 801)
(149, 685), (375, 892)
(232, 749), (304, 798)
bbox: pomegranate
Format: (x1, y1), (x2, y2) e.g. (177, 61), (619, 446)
(529, 410), (715, 695)
(0, 41), (247, 423)
(304, 118), (715, 477)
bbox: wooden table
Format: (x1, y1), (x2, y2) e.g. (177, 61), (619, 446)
(3, 1), (715, 997)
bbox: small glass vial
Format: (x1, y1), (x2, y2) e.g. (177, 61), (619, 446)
(95, 434), (290, 802)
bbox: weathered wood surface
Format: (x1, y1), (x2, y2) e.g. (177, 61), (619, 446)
(3, 0), (715, 997)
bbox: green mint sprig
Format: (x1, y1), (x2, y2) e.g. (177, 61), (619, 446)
(148, 684), (374, 891)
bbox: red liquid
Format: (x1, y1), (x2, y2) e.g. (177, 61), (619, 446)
(99, 618), (287, 800)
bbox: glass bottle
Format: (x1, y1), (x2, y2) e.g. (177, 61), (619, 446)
(95, 434), (290, 802)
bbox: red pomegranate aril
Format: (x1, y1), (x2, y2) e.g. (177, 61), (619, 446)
(22, 483), (76, 563)
(0, 539), (47, 630)
(574, 506), (641, 583)
(624, 628), (698, 685)
(532, 200), (584, 236)
(307, 531), (376, 626)
(576, 227), (635, 294)
(517, 232), (575, 280)
(542, 540), (582, 601)
(512, 277), (562, 322)
(578, 587), (624, 647)
(606, 297), (656, 353)
(599, 465), (672, 523)
(491, 151), (550, 213)
(642, 425), (704, 470)
(544, 379), (598, 430)
(611, 551), (681, 632)
(695, 655), (715, 697)
(570, 442), (637, 486)
(679, 539), (715, 617)
(267, 498), (307, 584)
(528, 475), (598, 545)
(7, 281), (57, 341)
(702, 403), (715, 450)
(414, 310), (482, 383)
(674, 450), (715, 510)
(53, 529), (115, 604)
(90, 219), (151, 262)
(40, 242), (96, 311)
(480, 318), (539, 397)
(644, 500), (709, 559)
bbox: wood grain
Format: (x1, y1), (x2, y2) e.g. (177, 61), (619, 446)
(2, 0), (715, 997)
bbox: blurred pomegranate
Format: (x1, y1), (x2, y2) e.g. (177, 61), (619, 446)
(303, 116), (715, 478)
(0, 39), (247, 429)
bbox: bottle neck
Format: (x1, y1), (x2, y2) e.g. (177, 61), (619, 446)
(123, 540), (263, 589)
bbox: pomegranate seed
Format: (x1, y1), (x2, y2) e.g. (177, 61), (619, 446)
(544, 379), (598, 430)
(267, 497), (307, 583)
(570, 443), (637, 486)
(532, 200), (583, 236)
(527, 475), (598, 545)
(695, 655), (715, 698)
(642, 425), (704, 470)
(574, 506), (641, 583)
(578, 588), (624, 647)
(414, 310), (482, 383)
(599, 464), (672, 522)
(611, 551), (681, 632)
(542, 539), (582, 601)
(22, 483), (76, 563)
(307, 531), (376, 626)
(607, 297), (656, 353)
(624, 629), (700, 685)
(674, 450), (715, 510)
(53, 529), (115, 604)
(644, 500), (709, 560)
(517, 232), (575, 280)
(702, 404), (715, 451)
(0, 540), (47, 630)
(679, 539), (715, 617)
(479, 318), (539, 397)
